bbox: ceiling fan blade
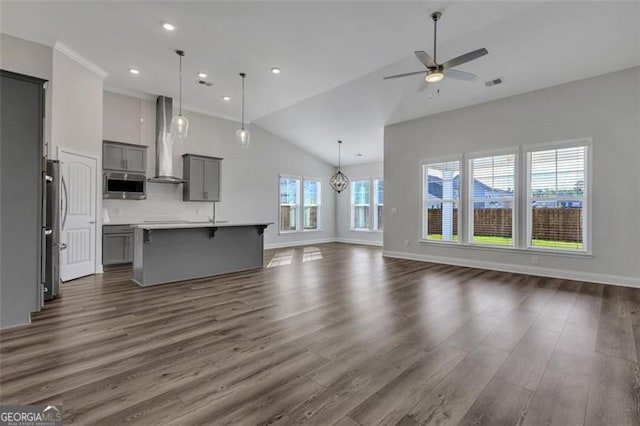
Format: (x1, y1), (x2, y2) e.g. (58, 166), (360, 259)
(383, 71), (425, 80)
(441, 48), (488, 69)
(445, 69), (478, 81)
(414, 51), (437, 68)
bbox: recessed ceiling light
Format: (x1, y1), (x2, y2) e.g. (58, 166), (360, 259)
(222, 96), (231, 101)
(197, 72), (208, 79)
(271, 67), (281, 75)
(129, 68), (140, 75)
(162, 22), (176, 31)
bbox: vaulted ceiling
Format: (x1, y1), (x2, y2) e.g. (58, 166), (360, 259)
(2, 1), (638, 165)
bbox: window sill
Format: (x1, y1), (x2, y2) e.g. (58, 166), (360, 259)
(350, 228), (373, 232)
(419, 239), (593, 258)
(303, 229), (322, 233)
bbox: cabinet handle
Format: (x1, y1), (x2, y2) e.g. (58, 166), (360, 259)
(203, 191), (208, 199)
(125, 159), (128, 169)
(121, 159), (125, 169)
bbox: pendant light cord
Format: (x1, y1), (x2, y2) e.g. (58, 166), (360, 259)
(338, 140), (342, 170)
(179, 53), (183, 115)
(240, 73), (246, 130)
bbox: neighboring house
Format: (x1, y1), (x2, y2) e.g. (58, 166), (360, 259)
(426, 175), (514, 209)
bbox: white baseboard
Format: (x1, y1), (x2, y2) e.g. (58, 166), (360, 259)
(335, 238), (383, 247)
(383, 250), (640, 289)
(265, 238), (336, 250)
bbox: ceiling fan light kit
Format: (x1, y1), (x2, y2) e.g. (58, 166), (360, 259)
(425, 70), (444, 83)
(383, 11), (488, 85)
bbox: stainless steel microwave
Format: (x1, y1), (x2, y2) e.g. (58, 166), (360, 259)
(103, 172), (146, 200)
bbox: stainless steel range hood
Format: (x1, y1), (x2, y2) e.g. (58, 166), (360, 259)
(148, 96), (185, 184)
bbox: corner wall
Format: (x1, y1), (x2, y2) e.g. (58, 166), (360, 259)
(384, 67), (640, 287)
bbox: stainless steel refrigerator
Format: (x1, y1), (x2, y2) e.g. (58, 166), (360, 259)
(42, 159), (62, 301)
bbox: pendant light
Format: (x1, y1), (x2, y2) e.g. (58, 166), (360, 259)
(330, 140), (349, 193)
(170, 50), (189, 141)
(235, 72), (250, 148)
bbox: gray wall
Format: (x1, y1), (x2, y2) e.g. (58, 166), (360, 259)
(335, 161), (383, 246)
(384, 66), (640, 287)
(102, 91), (336, 249)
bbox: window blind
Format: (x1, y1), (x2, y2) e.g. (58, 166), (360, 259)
(528, 145), (587, 251)
(470, 154), (515, 246)
(424, 160), (460, 242)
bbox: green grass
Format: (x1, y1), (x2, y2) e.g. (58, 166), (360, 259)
(426, 234), (583, 250)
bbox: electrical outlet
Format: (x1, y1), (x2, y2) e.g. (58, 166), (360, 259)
(391, 207), (398, 214)
(404, 240), (410, 247)
(531, 255), (539, 265)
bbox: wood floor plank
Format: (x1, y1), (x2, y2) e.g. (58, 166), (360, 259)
(347, 344), (467, 426)
(407, 344), (510, 425)
(584, 353), (640, 426)
(458, 378), (532, 425)
(522, 369), (590, 426)
(494, 325), (560, 390)
(0, 243), (638, 425)
(288, 343), (426, 426)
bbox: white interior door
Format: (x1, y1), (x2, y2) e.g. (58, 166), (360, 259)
(59, 149), (97, 281)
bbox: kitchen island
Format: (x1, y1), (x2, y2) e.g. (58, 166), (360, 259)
(131, 222), (272, 286)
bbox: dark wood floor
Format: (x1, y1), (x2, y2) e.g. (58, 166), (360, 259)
(1, 243), (639, 425)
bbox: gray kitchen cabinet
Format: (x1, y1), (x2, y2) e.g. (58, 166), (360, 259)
(183, 154), (222, 202)
(103, 140), (147, 173)
(103, 225), (134, 267)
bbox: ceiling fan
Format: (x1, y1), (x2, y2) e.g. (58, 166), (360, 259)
(384, 11), (488, 83)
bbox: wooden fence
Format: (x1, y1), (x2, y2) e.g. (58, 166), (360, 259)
(427, 208), (582, 242)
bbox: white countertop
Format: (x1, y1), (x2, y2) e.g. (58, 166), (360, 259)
(131, 222), (273, 230)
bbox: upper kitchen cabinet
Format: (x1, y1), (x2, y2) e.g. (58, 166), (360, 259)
(183, 154), (222, 202)
(103, 140), (147, 173)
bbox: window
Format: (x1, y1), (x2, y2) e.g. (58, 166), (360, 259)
(469, 153), (515, 246)
(351, 179), (371, 230)
(423, 159), (460, 242)
(303, 179), (321, 231)
(279, 177), (300, 232)
(374, 179), (384, 230)
(527, 144), (588, 251)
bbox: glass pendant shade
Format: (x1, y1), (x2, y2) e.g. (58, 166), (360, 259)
(170, 49), (189, 142)
(170, 114), (189, 141)
(330, 140), (349, 193)
(330, 170), (349, 193)
(236, 128), (250, 149)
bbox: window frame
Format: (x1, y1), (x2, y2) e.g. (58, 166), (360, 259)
(373, 178), (384, 232)
(302, 177), (322, 232)
(421, 155), (462, 244)
(524, 138), (592, 254)
(278, 174), (301, 234)
(350, 177), (373, 231)
(466, 148), (519, 249)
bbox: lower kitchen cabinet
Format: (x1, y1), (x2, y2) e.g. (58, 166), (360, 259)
(103, 225), (134, 267)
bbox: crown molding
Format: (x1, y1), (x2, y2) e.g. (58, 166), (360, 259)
(103, 85), (156, 101)
(54, 41), (108, 79)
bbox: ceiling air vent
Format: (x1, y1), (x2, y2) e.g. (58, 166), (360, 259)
(485, 77), (504, 87)
(197, 80), (213, 87)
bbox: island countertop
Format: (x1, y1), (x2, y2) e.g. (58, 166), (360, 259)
(131, 222), (273, 230)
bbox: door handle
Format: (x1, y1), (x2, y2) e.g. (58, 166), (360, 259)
(61, 175), (68, 231)
(60, 243), (67, 251)
(89, 220), (96, 224)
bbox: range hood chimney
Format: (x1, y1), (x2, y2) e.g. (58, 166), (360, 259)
(148, 96), (185, 183)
